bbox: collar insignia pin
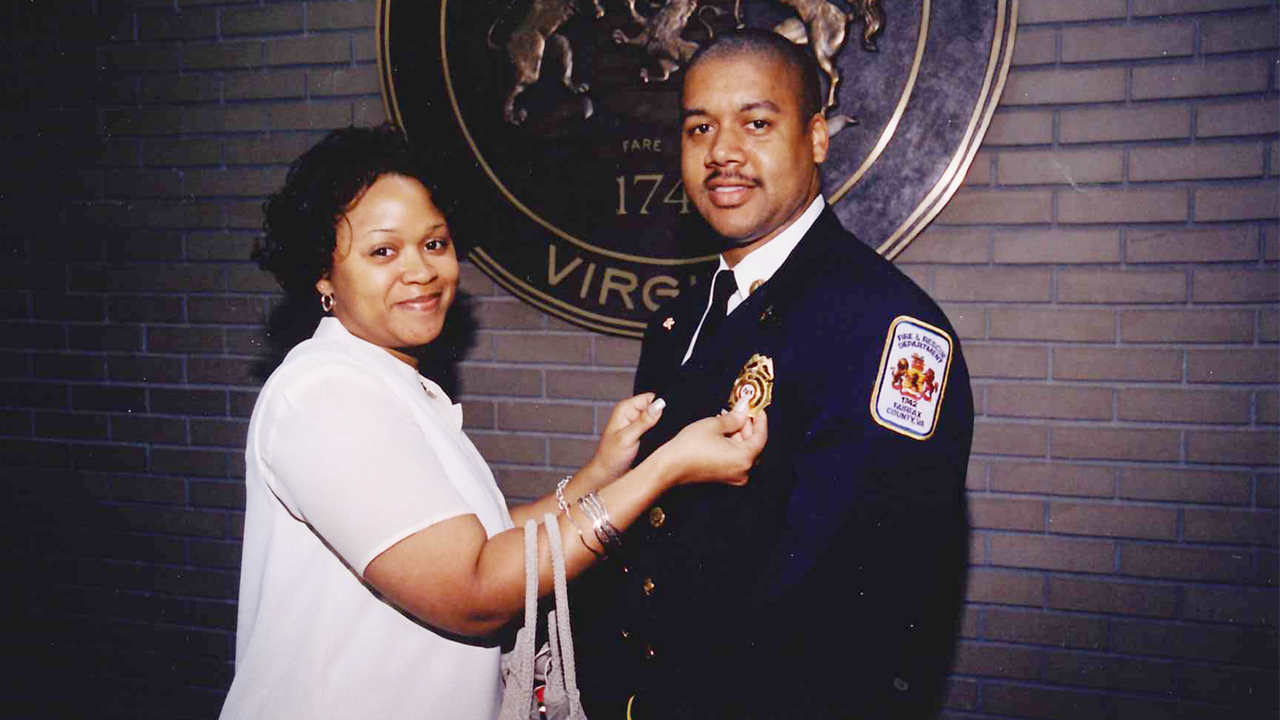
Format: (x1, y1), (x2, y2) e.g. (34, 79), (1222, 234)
(662, 317), (675, 331)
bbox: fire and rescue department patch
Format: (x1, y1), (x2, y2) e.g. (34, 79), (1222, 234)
(871, 316), (953, 440)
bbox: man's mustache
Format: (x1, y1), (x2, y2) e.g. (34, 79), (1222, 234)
(704, 170), (762, 188)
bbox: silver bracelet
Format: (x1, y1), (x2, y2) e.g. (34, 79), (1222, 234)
(554, 474), (572, 514)
(556, 475), (601, 558)
(578, 491), (622, 556)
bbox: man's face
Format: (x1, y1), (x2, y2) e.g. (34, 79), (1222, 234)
(680, 52), (829, 262)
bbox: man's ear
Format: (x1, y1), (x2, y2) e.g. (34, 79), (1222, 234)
(809, 112), (830, 165)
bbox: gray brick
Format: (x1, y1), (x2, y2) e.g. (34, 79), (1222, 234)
(1003, 68), (1127, 106)
(222, 5), (305, 36)
(184, 42), (263, 71)
(963, 151), (993, 186)
(1192, 268), (1280, 303)
(184, 168), (284, 198)
(1195, 183), (1280, 222)
(265, 35), (350, 66)
(224, 133), (318, 165)
(1058, 269), (1187, 303)
(307, 66), (380, 97)
(270, 101), (353, 131)
(140, 138), (223, 167)
(352, 97), (387, 126)
(139, 75), (222, 104)
(1059, 104), (1187, 143)
(352, 31), (378, 63)
(224, 70), (307, 101)
(186, 233), (256, 261)
(1012, 27), (1057, 66)
(102, 108), (187, 137)
(935, 190), (1053, 225)
(934, 267), (1052, 302)
(1130, 143), (1266, 182)
(183, 106), (272, 134)
(1121, 309), (1255, 343)
(1021, 0), (1127, 23)
(998, 149), (1123, 185)
(138, 8), (218, 40)
(984, 110), (1054, 146)
(991, 308), (1115, 342)
(1202, 12), (1280, 53)
(1059, 188), (1188, 224)
(1133, 58), (1271, 100)
(308, 0), (377, 31)
(994, 229), (1121, 264)
(896, 229), (991, 264)
(1134, 0), (1273, 15)
(1062, 21), (1194, 63)
(1126, 226), (1259, 263)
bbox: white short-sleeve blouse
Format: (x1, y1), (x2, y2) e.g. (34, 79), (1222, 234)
(220, 317), (514, 720)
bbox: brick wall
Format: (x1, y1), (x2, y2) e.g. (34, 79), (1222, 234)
(0, 1), (1274, 718)
(905, 1), (1280, 716)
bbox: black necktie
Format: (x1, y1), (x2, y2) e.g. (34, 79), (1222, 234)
(696, 269), (737, 346)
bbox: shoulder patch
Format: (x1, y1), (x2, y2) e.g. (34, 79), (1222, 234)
(870, 316), (954, 441)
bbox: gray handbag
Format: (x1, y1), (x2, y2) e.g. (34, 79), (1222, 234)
(498, 513), (589, 720)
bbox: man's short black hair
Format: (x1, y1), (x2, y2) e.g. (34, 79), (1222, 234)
(682, 28), (825, 121)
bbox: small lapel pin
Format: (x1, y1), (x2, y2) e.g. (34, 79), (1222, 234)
(749, 279), (763, 295)
(759, 305), (775, 325)
(662, 317), (675, 331)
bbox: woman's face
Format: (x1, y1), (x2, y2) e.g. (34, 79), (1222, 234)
(315, 174), (459, 366)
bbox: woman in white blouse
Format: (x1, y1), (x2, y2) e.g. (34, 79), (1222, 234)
(219, 125), (766, 719)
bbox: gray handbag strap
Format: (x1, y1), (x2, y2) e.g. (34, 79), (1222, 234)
(544, 512), (586, 719)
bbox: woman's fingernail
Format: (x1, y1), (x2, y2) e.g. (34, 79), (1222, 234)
(648, 397), (666, 417)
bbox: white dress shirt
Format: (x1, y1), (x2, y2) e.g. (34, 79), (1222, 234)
(222, 317), (512, 720)
(683, 195), (826, 364)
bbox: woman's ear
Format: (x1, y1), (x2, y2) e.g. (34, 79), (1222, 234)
(315, 276), (333, 298)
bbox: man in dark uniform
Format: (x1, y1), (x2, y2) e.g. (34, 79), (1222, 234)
(574, 29), (973, 719)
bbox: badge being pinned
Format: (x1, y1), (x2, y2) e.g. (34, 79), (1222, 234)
(728, 354), (774, 417)
(870, 316), (953, 440)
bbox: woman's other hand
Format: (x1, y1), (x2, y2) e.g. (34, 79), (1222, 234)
(584, 392), (666, 483)
(655, 400), (767, 488)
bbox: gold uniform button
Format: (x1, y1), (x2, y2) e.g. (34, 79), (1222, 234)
(648, 506), (666, 528)
(642, 577), (655, 596)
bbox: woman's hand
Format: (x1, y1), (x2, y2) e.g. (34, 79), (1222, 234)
(654, 400), (768, 488)
(583, 392), (666, 484)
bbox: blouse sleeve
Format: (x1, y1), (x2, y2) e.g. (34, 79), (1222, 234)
(259, 362), (475, 575)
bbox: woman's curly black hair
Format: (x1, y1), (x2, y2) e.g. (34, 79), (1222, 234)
(254, 124), (458, 300)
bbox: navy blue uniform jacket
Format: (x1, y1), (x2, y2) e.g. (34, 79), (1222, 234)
(574, 208), (973, 719)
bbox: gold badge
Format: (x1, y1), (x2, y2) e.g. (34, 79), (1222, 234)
(728, 354), (774, 416)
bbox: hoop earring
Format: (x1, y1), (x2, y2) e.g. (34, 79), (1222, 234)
(320, 294), (334, 313)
